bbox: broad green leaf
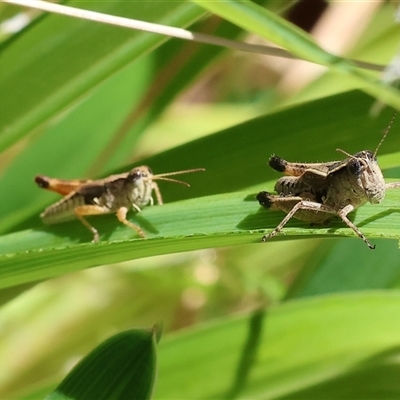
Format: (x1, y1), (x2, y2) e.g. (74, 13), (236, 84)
(47, 327), (159, 400)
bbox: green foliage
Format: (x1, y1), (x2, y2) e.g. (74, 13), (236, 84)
(47, 327), (159, 400)
(1, 1), (400, 399)
(155, 292), (400, 399)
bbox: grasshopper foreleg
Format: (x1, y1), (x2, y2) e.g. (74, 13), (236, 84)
(386, 182), (400, 189)
(336, 204), (375, 250)
(116, 207), (145, 238)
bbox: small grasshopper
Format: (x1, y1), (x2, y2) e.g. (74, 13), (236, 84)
(257, 115), (400, 249)
(35, 166), (205, 242)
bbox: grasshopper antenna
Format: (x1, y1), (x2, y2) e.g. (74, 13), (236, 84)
(336, 148), (353, 158)
(151, 168), (205, 187)
(335, 149), (369, 171)
(374, 110), (397, 158)
(337, 110), (398, 160)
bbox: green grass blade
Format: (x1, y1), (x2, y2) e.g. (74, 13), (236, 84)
(155, 292), (400, 399)
(191, 0), (400, 109)
(1, 187), (400, 290)
(0, 1), (205, 151)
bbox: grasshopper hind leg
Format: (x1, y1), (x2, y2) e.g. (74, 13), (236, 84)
(258, 193), (376, 249)
(256, 191), (274, 208)
(74, 205), (110, 243)
(259, 199), (316, 242)
(258, 192), (327, 240)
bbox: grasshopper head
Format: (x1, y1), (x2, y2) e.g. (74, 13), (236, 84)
(348, 151), (385, 204)
(126, 166), (154, 194)
(124, 166), (155, 208)
(126, 166), (153, 183)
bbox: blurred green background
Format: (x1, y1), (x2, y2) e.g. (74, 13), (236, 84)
(1, 0), (400, 398)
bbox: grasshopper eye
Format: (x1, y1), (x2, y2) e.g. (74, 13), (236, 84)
(347, 159), (363, 176)
(369, 152), (377, 162)
(128, 170), (144, 182)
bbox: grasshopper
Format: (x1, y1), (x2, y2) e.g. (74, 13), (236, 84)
(257, 115), (400, 249)
(35, 166), (205, 242)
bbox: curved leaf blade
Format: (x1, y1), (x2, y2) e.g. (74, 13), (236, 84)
(1, 187), (400, 290)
